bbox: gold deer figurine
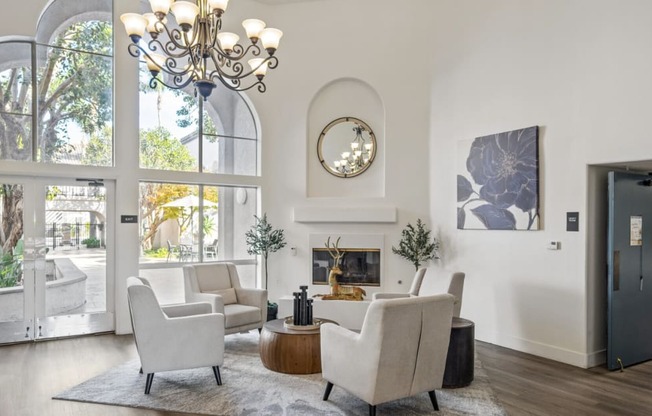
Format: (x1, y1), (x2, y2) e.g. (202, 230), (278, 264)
(314, 236), (366, 301)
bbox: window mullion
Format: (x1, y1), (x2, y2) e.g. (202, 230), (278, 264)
(31, 41), (37, 162)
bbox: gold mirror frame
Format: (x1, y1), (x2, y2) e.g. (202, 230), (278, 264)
(317, 117), (377, 178)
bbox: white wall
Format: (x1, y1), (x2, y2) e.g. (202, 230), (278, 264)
(250, 0), (435, 301)
(428, 0), (652, 367)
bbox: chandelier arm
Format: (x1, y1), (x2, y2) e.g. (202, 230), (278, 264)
(147, 37), (191, 60)
(159, 56), (193, 78)
(266, 56), (279, 70)
(157, 26), (196, 55)
(209, 71), (267, 93)
(209, 14), (220, 49)
(126, 43), (143, 58)
(128, 43), (191, 78)
(204, 37), (260, 63)
(215, 56), (277, 81)
(207, 50), (245, 80)
(149, 74), (193, 91)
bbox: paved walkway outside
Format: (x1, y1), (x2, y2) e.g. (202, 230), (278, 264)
(48, 248), (185, 313)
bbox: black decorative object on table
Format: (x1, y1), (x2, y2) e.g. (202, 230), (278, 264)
(307, 299), (313, 325)
(291, 286), (314, 326)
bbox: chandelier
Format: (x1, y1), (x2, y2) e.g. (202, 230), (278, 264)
(333, 123), (374, 175)
(120, 0), (282, 99)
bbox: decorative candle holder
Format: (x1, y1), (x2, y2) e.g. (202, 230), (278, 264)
(286, 285), (319, 329)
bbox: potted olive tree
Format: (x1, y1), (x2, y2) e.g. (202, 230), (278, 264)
(245, 213), (286, 320)
(392, 219), (440, 270)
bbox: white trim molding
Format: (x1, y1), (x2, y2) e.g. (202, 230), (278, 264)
(293, 206), (396, 223)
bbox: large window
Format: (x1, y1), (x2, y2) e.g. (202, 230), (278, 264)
(0, 19), (113, 165)
(136, 26), (262, 301)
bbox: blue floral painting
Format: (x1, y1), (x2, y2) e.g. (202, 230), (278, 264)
(457, 126), (539, 230)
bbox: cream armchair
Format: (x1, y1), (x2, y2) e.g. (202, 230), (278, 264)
(321, 294), (455, 415)
(447, 271), (465, 318)
(372, 267), (427, 300)
(183, 262), (267, 334)
(372, 270), (466, 317)
(126, 276), (225, 394)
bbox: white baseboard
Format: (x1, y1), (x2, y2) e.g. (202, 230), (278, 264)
(481, 331), (605, 369)
(586, 349), (607, 368)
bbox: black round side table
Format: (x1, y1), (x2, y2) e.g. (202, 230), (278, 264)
(443, 317), (475, 388)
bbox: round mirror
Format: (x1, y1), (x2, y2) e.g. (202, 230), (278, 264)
(317, 117), (377, 178)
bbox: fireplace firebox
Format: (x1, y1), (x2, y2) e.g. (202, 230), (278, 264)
(312, 248), (380, 286)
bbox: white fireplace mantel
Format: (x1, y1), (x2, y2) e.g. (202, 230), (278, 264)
(293, 206), (397, 223)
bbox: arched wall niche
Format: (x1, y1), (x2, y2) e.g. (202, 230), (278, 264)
(307, 77), (385, 198)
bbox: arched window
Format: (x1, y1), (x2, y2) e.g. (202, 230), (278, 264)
(138, 66), (258, 175)
(0, 0), (113, 166)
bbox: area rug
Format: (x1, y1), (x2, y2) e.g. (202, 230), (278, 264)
(54, 332), (506, 415)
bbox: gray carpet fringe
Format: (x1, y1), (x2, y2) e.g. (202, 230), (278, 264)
(54, 332), (506, 415)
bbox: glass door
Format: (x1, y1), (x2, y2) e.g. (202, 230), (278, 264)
(0, 176), (114, 343)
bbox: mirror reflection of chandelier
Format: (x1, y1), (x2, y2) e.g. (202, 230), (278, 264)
(120, 0), (283, 99)
(333, 124), (374, 175)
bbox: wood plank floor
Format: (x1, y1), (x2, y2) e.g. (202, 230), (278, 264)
(477, 342), (652, 416)
(1, 334), (651, 415)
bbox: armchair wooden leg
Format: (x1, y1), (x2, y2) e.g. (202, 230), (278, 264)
(145, 373), (155, 394)
(428, 390), (439, 411)
(258, 327), (262, 334)
(212, 366), (222, 386)
(323, 382), (334, 401)
(369, 404), (376, 416)
(139, 367), (143, 374)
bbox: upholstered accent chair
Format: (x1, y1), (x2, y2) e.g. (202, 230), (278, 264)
(372, 267), (427, 300)
(447, 271), (465, 318)
(183, 262), (267, 334)
(372, 270), (466, 317)
(321, 294), (455, 415)
(126, 276), (225, 394)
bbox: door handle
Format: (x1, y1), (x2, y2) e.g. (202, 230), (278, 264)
(613, 251), (620, 291)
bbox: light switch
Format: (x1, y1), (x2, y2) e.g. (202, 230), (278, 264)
(547, 241), (561, 250)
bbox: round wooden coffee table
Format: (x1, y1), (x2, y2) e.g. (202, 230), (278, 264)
(259, 318), (337, 374)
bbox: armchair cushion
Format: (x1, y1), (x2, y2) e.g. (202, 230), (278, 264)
(206, 288), (238, 305)
(224, 304), (262, 328)
(195, 266), (233, 292)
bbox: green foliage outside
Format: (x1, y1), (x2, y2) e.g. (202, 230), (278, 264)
(0, 240), (23, 288)
(392, 219), (440, 270)
(203, 214), (216, 237)
(245, 214), (286, 290)
(144, 247), (168, 258)
(81, 237), (101, 248)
